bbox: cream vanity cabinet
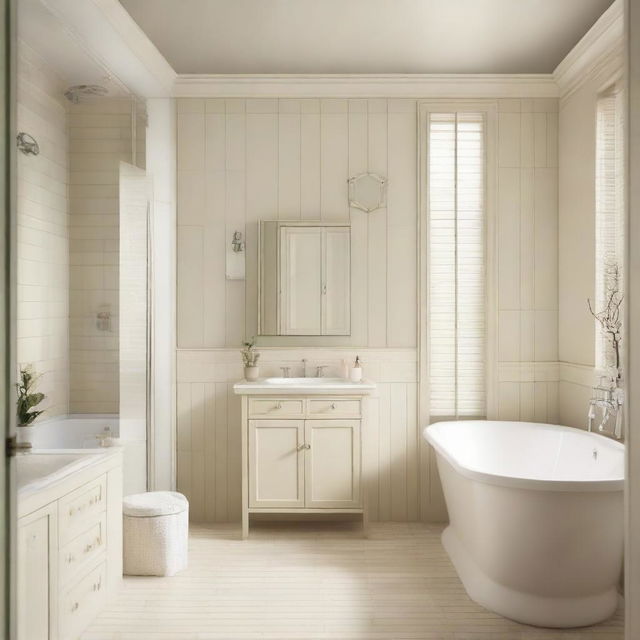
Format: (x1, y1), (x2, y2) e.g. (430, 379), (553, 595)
(236, 382), (376, 538)
(17, 450), (123, 640)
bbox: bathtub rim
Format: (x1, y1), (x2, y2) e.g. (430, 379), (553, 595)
(424, 420), (624, 492)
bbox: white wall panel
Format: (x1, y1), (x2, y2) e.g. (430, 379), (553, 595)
(176, 96), (561, 523)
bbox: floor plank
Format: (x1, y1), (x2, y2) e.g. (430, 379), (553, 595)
(82, 522), (624, 640)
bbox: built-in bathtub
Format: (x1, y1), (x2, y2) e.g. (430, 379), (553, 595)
(28, 414), (119, 449)
(424, 420), (624, 628)
(28, 414), (145, 495)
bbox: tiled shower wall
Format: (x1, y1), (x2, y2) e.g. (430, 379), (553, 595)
(175, 97), (560, 522)
(67, 99), (145, 414)
(16, 44), (69, 418)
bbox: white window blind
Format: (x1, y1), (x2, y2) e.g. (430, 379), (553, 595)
(595, 88), (624, 370)
(428, 112), (486, 418)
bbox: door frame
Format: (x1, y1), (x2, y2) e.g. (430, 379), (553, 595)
(2, 0), (16, 637)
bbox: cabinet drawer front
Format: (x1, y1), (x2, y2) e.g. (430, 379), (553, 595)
(249, 398), (304, 418)
(59, 476), (106, 543)
(60, 561), (107, 640)
(59, 514), (106, 586)
(307, 399), (361, 418)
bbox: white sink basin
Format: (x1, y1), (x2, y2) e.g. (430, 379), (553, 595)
(233, 377), (376, 395)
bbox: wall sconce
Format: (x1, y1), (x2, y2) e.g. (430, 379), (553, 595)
(16, 132), (39, 156)
(232, 231), (245, 253)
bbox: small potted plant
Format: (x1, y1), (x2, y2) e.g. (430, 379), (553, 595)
(241, 337), (260, 381)
(16, 364), (46, 449)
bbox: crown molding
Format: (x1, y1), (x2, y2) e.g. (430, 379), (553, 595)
(173, 73), (558, 99)
(40, 0), (177, 98)
(553, 0), (624, 99)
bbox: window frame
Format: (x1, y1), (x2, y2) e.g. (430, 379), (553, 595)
(594, 81), (625, 372)
(417, 101), (497, 425)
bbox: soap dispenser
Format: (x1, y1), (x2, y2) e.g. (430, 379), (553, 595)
(350, 356), (363, 382)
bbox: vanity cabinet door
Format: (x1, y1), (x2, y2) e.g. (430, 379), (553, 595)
(249, 420), (305, 508)
(18, 504), (57, 640)
(304, 420), (361, 509)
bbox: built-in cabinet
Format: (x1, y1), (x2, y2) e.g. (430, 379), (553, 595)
(240, 395), (366, 538)
(17, 452), (122, 640)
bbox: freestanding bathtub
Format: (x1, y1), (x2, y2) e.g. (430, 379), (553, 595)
(424, 420), (624, 628)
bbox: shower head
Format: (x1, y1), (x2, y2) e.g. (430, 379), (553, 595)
(63, 84), (108, 104)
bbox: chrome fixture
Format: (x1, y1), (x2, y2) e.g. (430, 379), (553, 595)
(316, 365), (328, 378)
(588, 376), (624, 439)
(231, 231), (245, 253)
(63, 84), (108, 104)
(302, 359), (307, 377)
(280, 366), (291, 378)
(16, 132), (39, 156)
(96, 307), (112, 332)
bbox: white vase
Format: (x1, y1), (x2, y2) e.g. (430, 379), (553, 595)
(244, 366), (259, 381)
(16, 425), (36, 450)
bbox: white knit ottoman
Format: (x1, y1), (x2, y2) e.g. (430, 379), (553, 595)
(123, 491), (189, 577)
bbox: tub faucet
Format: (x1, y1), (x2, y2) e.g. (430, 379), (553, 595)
(588, 377), (624, 439)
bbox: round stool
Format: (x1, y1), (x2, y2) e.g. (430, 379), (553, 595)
(123, 491), (189, 576)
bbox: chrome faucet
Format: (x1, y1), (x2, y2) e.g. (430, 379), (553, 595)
(588, 376), (624, 439)
(280, 366), (291, 378)
(316, 365), (328, 378)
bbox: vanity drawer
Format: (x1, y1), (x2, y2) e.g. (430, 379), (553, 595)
(58, 476), (106, 544)
(59, 514), (106, 587)
(59, 561), (107, 640)
(249, 398), (304, 418)
(307, 399), (361, 418)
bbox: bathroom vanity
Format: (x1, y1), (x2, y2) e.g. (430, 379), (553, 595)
(234, 377), (376, 538)
(17, 449), (123, 640)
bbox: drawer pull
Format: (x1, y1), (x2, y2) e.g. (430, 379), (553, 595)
(297, 443), (311, 451)
(71, 602), (80, 613)
(93, 578), (102, 592)
(330, 403), (336, 410)
(275, 402), (282, 410)
(67, 553), (75, 564)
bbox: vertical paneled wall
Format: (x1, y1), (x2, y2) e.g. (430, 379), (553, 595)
(176, 96), (560, 523)
(16, 44), (69, 418)
(176, 349), (420, 523)
(558, 51), (624, 429)
(176, 98), (417, 350)
(67, 98), (144, 414)
(495, 98), (560, 423)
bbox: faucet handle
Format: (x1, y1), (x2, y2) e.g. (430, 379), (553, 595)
(280, 366), (291, 378)
(316, 365), (328, 377)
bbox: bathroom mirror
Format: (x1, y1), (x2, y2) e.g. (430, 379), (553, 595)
(348, 172), (387, 213)
(258, 221), (351, 336)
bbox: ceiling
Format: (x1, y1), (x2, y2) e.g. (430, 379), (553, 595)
(18, 0), (129, 96)
(118, 0), (615, 75)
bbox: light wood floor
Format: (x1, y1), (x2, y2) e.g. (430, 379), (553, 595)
(81, 522), (624, 640)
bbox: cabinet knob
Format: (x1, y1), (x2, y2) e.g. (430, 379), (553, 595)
(330, 403), (336, 410)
